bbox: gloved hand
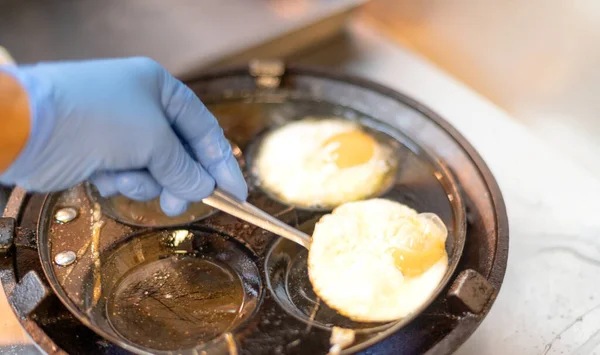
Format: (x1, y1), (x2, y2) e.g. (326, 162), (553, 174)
(0, 57), (247, 216)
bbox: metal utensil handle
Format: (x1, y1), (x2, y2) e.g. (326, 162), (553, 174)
(203, 189), (311, 249)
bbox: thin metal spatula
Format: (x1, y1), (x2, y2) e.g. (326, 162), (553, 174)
(202, 188), (312, 249)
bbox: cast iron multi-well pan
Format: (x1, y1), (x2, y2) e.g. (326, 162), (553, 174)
(0, 62), (508, 355)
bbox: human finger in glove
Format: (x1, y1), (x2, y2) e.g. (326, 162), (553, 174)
(0, 57), (247, 216)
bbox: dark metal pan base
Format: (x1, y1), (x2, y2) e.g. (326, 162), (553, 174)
(0, 64), (508, 355)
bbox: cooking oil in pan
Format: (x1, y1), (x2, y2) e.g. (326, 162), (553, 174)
(106, 255), (244, 351)
(107, 195), (214, 227)
(70, 229), (262, 353)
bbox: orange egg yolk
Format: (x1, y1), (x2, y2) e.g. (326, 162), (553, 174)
(322, 130), (375, 168)
(390, 220), (446, 278)
(391, 242), (445, 278)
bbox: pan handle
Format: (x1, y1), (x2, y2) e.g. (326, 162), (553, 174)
(7, 270), (51, 318)
(0, 215), (52, 318)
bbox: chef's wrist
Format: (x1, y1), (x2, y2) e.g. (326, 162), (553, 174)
(0, 68), (31, 174)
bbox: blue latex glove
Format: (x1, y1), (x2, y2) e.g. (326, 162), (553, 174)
(0, 57), (247, 216)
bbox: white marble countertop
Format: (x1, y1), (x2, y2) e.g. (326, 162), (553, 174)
(316, 19), (600, 355)
(3, 16), (600, 355)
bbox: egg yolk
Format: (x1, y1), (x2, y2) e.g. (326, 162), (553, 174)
(322, 130), (375, 168)
(390, 218), (446, 278)
(391, 242), (445, 278)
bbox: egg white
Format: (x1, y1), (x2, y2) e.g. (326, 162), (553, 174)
(253, 118), (396, 208)
(308, 199), (449, 322)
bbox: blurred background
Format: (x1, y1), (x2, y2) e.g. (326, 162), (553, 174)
(366, 0), (600, 178)
(3, 0), (599, 176)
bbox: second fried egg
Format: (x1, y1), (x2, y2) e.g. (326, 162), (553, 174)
(308, 199), (449, 322)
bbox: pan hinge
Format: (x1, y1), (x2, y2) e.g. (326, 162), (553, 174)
(249, 59), (285, 89)
(447, 269), (495, 314)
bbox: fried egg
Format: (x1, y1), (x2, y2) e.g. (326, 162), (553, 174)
(308, 199), (449, 322)
(253, 118), (397, 208)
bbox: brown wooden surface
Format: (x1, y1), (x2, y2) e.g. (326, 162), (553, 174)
(0, 287), (29, 346)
